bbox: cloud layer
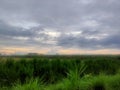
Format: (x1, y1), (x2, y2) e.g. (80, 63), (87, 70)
(0, 0), (120, 54)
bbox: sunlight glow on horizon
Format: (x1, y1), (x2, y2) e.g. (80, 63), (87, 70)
(0, 47), (120, 55)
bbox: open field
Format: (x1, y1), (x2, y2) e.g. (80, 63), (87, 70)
(0, 55), (120, 90)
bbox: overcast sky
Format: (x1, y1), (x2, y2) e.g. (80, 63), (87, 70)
(0, 0), (120, 55)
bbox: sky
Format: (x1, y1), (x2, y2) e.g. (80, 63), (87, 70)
(0, 0), (120, 55)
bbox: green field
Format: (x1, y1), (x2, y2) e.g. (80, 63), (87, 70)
(0, 55), (120, 90)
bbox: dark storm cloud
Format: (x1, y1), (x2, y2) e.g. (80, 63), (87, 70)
(0, 0), (120, 50)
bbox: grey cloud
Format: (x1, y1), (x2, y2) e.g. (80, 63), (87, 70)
(0, 20), (56, 47)
(57, 31), (120, 50)
(57, 33), (100, 49)
(100, 33), (120, 48)
(0, 0), (120, 51)
(0, 21), (34, 37)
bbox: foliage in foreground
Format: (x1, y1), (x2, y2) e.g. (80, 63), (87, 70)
(1, 73), (120, 90)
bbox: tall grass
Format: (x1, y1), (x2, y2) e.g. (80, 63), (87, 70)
(12, 78), (44, 90)
(2, 69), (120, 90)
(0, 55), (120, 89)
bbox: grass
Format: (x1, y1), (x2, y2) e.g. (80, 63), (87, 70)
(0, 55), (120, 90)
(5, 73), (120, 90)
(12, 78), (44, 90)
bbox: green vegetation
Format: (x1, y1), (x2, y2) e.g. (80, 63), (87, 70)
(0, 55), (120, 90)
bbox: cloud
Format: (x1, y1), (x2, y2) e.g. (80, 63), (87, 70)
(57, 32), (120, 50)
(0, 0), (120, 54)
(0, 20), (36, 37)
(0, 20), (58, 48)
